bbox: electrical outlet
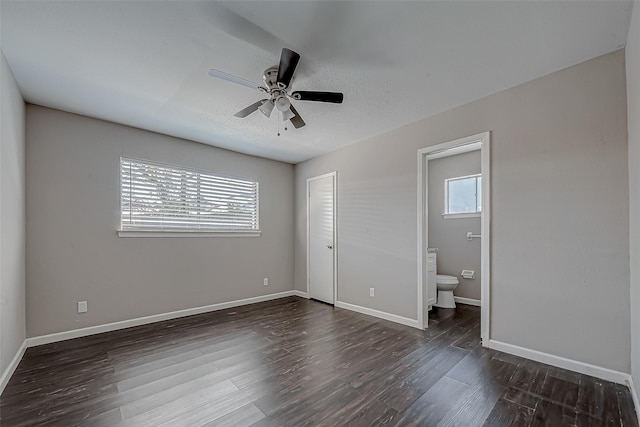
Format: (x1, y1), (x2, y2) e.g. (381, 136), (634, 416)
(369, 288), (375, 297)
(263, 277), (269, 286)
(77, 301), (87, 313)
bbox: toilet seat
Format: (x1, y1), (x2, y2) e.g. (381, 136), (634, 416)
(436, 274), (458, 285)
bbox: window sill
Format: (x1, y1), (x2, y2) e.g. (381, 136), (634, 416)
(117, 230), (261, 238)
(442, 212), (481, 219)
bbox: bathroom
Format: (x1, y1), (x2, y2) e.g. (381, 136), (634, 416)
(427, 147), (482, 316)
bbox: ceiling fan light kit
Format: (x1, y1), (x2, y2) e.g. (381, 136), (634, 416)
(280, 108), (295, 122)
(275, 96), (289, 111)
(259, 99), (275, 118)
(209, 48), (344, 130)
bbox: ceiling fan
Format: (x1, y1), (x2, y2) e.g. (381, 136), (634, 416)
(208, 48), (344, 129)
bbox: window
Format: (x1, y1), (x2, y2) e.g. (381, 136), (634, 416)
(444, 174), (481, 217)
(120, 158), (259, 234)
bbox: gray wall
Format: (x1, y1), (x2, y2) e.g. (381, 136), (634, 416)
(626, 0), (640, 401)
(26, 106), (294, 337)
(1, 51), (26, 383)
(294, 50), (630, 372)
(428, 151), (481, 300)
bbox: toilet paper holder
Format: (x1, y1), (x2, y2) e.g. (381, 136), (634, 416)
(461, 270), (475, 279)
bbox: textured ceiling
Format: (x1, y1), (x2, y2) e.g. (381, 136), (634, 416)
(0, 1), (633, 163)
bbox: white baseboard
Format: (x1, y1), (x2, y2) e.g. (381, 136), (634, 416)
(454, 296), (481, 306)
(335, 301), (420, 329)
(488, 339), (631, 385)
(292, 290), (309, 298)
(27, 291), (298, 347)
(1, 340), (27, 395)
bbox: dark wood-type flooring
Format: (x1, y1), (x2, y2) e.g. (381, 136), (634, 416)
(1, 297), (638, 426)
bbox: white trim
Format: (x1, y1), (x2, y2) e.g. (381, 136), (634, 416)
(488, 339), (631, 385)
(443, 212), (481, 219)
(292, 290), (310, 298)
(118, 230), (261, 238)
(417, 131), (491, 339)
(26, 291), (297, 347)
(427, 141), (482, 160)
(417, 149), (426, 328)
(454, 296), (482, 306)
(335, 301), (420, 329)
(0, 340), (27, 395)
(480, 134), (491, 346)
(306, 171), (338, 304)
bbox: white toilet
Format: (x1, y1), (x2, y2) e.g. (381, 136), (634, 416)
(434, 274), (459, 308)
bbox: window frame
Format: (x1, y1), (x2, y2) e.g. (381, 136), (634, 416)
(118, 157), (261, 238)
(443, 173), (482, 219)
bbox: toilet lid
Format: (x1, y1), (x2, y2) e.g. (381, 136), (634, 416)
(436, 274), (459, 285)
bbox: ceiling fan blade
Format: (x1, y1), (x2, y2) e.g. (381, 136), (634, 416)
(208, 69), (262, 91)
(288, 105), (306, 129)
(291, 91), (344, 103)
(234, 99), (268, 118)
(276, 48), (300, 89)
(206, 3), (287, 56)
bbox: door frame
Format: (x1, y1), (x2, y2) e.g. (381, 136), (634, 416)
(306, 171), (338, 304)
(417, 132), (491, 346)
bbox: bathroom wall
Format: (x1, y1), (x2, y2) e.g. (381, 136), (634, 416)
(294, 50), (630, 373)
(428, 150), (481, 301)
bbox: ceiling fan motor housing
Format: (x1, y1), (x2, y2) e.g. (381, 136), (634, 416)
(263, 67), (279, 90)
(262, 66), (289, 106)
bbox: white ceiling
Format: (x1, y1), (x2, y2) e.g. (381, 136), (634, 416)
(0, 1), (633, 163)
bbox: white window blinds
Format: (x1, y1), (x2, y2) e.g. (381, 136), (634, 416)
(121, 158), (259, 231)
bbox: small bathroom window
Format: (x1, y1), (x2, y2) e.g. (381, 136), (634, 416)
(444, 174), (481, 218)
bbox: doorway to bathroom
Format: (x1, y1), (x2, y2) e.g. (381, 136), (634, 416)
(417, 132), (491, 345)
